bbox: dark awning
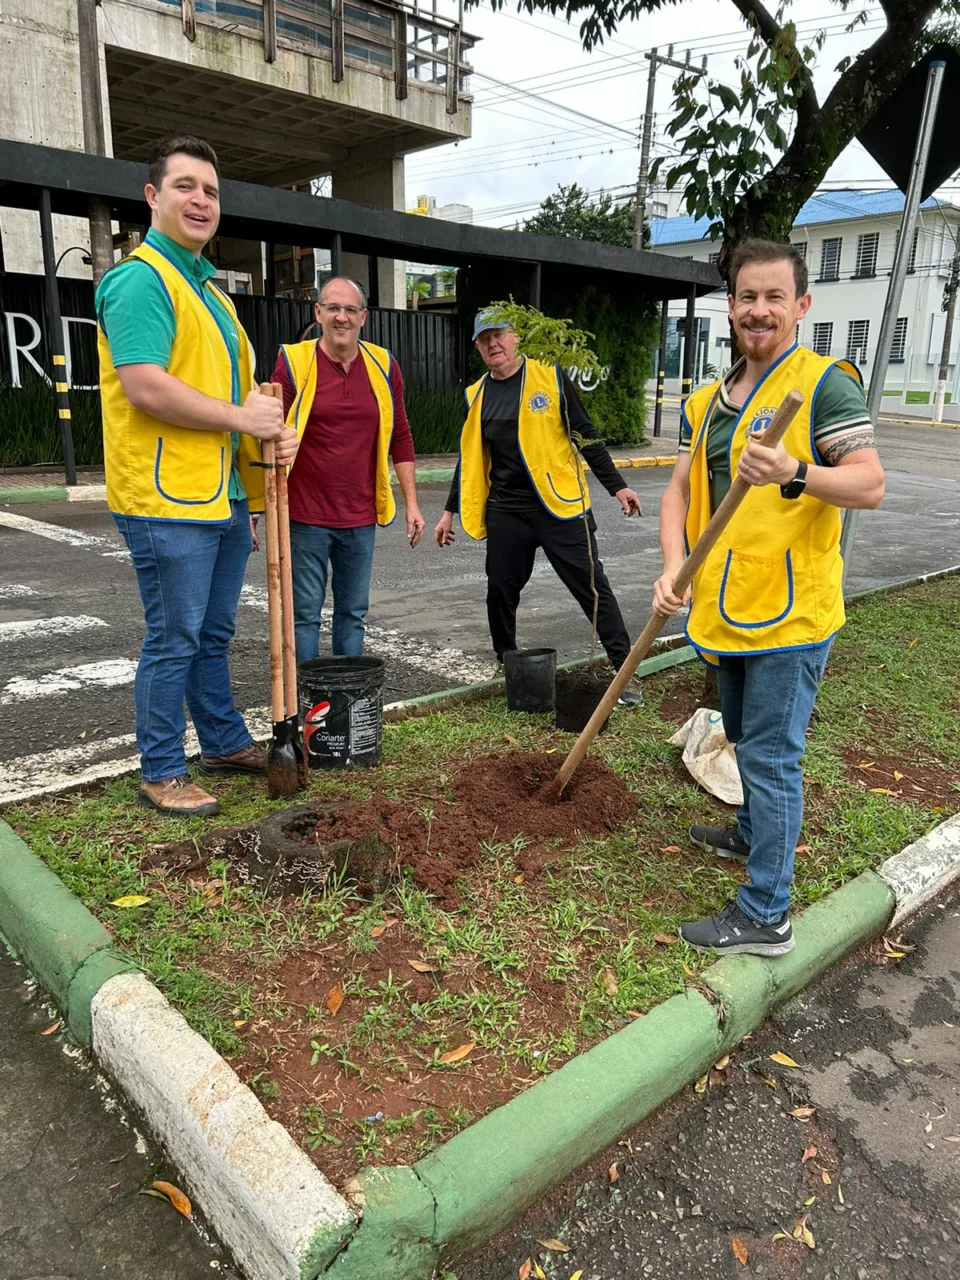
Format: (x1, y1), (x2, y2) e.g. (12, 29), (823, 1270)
(0, 140), (721, 300)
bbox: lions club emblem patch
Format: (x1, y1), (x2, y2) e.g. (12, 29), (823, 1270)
(528, 390), (552, 414)
(747, 407), (777, 436)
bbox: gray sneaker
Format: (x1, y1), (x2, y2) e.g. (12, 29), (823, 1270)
(689, 823), (751, 863)
(679, 900), (795, 957)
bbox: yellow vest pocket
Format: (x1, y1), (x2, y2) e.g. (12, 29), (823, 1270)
(718, 549), (795, 630)
(545, 469), (586, 508)
(154, 437), (226, 507)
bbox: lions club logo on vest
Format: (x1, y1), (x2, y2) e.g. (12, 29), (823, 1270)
(528, 390), (552, 414)
(747, 407), (777, 436)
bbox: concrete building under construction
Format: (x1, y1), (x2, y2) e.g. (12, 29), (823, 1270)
(0, 0), (476, 305)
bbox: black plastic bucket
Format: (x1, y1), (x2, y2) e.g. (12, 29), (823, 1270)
(503, 648), (557, 713)
(299, 656), (385, 770)
(555, 668), (610, 735)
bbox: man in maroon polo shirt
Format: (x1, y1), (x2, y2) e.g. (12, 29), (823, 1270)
(269, 277), (425, 663)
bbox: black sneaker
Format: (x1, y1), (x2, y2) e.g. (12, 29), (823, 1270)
(689, 823), (751, 863)
(679, 900), (795, 957)
(617, 685), (644, 708)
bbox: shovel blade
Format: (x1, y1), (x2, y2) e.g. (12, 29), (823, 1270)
(287, 714), (309, 790)
(267, 719), (300, 799)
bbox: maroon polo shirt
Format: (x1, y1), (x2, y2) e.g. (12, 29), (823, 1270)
(272, 343), (415, 529)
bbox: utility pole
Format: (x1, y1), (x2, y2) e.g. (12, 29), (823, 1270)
(632, 46), (706, 252)
(933, 232), (960, 423)
(76, 0), (115, 283)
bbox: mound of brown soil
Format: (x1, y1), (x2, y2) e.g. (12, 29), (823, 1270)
(307, 750), (636, 904)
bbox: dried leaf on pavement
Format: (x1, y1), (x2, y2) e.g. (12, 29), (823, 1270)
(801, 1145), (818, 1163)
(537, 1238), (569, 1252)
(533, 1263), (547, 1280)
(790, 1106), (816, 1119)
(41, 1020), (62, 1036)
(570, 1272), (584, 1280)
(731, 1235), (749, 1266)
(792, 1216), (815, 1249)
(714, 1055), (730, 1071)
(821, 1169), (832, 1184)
(438, 1041), (476, 1064)
(608, 1163), (619, 1184)
(407, 959), (438, 973)
(151, 1180), (192, 1219)
(518, 1258), (532, 1280)
(326, 985), (345, 1016)
(694, 1073), (709, 1094)
(770, 1051), (802, 1068)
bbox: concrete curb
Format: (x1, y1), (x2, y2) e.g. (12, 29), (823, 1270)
(878, 810), (960, 927)
(91, 973), (356, 1280)
(0, 458), (676, 506)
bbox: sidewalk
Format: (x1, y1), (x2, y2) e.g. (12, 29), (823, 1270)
(457, 891), (960, 1280)
(0, 438), (680, 506)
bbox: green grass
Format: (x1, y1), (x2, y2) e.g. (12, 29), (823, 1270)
(899, 390), (953, 405)
(404, 383), (464, 454)
(6, 575), (960, 1173)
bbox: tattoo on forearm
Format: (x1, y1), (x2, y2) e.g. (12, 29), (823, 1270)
(821, 429), (876, 466)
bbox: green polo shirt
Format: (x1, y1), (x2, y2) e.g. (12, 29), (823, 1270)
(96, 227), (246, 501)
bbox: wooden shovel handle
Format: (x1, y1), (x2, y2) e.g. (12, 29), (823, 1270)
(260, 387), (285, 725)
(550, 388), (805, 798)
(262, 383), (300, 720)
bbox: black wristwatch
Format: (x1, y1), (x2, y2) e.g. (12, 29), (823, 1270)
(780, 460), (808, 500)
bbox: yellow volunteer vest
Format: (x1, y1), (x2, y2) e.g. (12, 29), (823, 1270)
(266, 339), (397, 526)
(99, 242), (257, 522)
(683, 345), (863, 661)
(458, 358), (589, 540)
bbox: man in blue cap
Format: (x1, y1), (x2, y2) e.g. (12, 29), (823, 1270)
(435, 310), (643, 704)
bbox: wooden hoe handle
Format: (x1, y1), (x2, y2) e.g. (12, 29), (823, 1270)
(549, 388), (806, 798)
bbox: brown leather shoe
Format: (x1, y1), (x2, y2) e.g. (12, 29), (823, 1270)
(138, 775), (220, 817)
(197, 742), (268, 776)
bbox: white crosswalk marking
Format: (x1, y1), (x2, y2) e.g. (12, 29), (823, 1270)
(239, 585), (496, 687)
(0, 706), (275, 806)
(0, 584), (37, 600)
(1, 658), (138, 705)
(0, 615), (109, 644)
(0, 511), (128, 560)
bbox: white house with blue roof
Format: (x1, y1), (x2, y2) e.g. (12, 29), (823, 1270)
(650, 189), (960, 409)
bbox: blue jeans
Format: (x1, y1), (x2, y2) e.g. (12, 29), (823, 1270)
(114, 502), (253, 782)
(289, 522), (376, 663)
(717, 643), (832, 924)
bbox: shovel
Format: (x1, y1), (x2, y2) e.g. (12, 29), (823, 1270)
(260, 383), (301, 799)
(548, 389), (805, 800)
(274, 422), (309, 789)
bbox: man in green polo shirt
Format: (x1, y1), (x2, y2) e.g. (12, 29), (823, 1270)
(97, 135), (297, 818)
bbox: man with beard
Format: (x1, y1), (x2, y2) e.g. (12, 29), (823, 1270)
(653, 239), (885, 956)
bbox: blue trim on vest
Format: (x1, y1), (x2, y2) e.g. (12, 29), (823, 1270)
(146, 239), (242, 405)
(723, 342), (799, 482)
(110, 509), (232, 526)
(684, 625), (838, 660)
(154, 439), (226, 506)
(546, 472), (585, 505)
(280, 346), (294, 390)
(718, 549), (795, 629)
(358, 342), (396, 528)
(288, 343), (317, 434)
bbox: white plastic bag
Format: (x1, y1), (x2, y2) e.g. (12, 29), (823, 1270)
(669, 708), (743, 806)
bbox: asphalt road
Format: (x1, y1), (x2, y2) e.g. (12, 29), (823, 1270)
(456, 890), (960, 1280)
(1, 420), (959, 803)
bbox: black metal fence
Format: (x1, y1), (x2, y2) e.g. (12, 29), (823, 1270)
(0, 272), (461, 390)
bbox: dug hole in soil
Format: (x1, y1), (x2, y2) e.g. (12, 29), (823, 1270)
(144, 751), (639, 1183)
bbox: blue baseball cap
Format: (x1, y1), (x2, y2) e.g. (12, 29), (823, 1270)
(472, 309), (513, 342)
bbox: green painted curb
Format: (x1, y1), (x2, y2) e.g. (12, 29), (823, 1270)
(322, 1167), (435, 1279)
(0, 821), (138, 1044)
(0, 485), (68, 504)
(417, 989), (719, 1261)
(706, 870), (895, 1049)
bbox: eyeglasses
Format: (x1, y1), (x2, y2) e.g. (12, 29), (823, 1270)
(319, 303), (364, 317)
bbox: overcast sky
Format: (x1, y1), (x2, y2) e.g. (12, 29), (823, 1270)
(403, 1), (914, 227)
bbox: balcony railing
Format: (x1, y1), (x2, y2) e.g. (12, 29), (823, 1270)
(168, 0), (474, 111)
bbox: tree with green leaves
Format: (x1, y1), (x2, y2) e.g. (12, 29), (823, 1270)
(488, 1), (952, 271)
(521, 182), (635, 247)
